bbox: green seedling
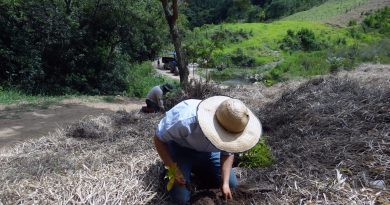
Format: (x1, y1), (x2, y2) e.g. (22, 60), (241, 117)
(164, 163), (184, 191)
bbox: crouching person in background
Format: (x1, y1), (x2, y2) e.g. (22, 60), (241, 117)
(153, 96), (263, 204)
(144, 83), (174, 113)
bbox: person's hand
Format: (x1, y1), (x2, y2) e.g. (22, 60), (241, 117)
(221, 183), (233, 200)
(165, 163), (186, 191)
(174, 167), (185, 186)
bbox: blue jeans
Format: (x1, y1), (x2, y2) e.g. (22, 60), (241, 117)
(145, 99), (161, 112)
(165, 142), (237, 204)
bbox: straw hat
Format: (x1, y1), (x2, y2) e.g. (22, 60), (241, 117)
(197, 96), (262, 153)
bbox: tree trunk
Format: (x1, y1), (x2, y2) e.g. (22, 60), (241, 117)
(64, 0), (72, 15)
(160, 0), (189, 88)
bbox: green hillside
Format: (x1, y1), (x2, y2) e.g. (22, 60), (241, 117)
(206, 21), (354, 64)
(185, 14), (388, 84)
(283, 0), (370, 21)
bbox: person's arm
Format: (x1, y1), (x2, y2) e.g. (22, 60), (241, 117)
(221, 154), (234, 199)
(153, 136), (185, 185)
(158, 98), (165, 111)
(156, 89), (165, 110)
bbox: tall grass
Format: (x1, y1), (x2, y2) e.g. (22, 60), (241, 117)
(0, 87), (71, 105)
(189, 21), (347, 67)
(126, 62), (178, 98)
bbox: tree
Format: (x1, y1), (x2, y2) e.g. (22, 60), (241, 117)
(160, 0), (189, 87)
(182, 0), (232, 28)
(0, 0), (166, 94)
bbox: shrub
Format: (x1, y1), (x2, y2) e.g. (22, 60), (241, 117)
(229, 48), (256, 67)
(280, 28), (324, 52)
(348, 27), (362, 39)
(362, 7), (390, 35)
(210, 28), (253, 44)
(327, 57), (345, 73)
(238, 139), (273, 168)
(126, 62), (173, 98)
(264, 51), (330, 85)
(335, 37), (347, 46)
(348, 19), (357, 26)
(297, 28), (322, 51)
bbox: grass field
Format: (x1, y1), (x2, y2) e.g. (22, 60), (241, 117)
(0, 88), (74, 105)
(283, 0), (370, 21)
(196, 21), (351, 66)
(190, 20), (385, 84)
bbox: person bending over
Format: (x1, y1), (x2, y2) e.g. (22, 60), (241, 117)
(153, 96), (262, 204)
(145, 83), (173, 112)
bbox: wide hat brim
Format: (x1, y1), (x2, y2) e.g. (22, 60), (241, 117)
(197, 96), (262, 153)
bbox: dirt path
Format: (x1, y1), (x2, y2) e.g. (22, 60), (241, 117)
(0, 97), (143, 149)
(153, 58), (202, 81)
(0, 59), (199, 150)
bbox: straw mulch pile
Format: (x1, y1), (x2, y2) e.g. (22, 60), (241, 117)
(0, 64), (389, 204)
(241, 75), (390, 204)
(0, 112), (165, 204)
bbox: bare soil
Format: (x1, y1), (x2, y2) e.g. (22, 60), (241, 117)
(326, 0), (390, 26)
(0, 97), (143, 149)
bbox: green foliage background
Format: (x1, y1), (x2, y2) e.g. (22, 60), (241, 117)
(0, 0), (167, 95)
(184, 7), (390, 85)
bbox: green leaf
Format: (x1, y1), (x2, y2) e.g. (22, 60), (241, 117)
(164, 164), (178, 191)
(167, 177), (175, 191)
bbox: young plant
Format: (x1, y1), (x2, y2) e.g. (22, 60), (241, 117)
(164, 163), (184, 191)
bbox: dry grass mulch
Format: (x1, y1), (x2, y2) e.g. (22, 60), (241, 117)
(0, 112), (165, 204)
(1, 66), (389, 204)
(245, 76), (390, 204)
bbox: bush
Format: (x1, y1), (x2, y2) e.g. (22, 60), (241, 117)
(229, 48), (256, 67)
(348, 27), (363, 39)
(126, 62), (173, 98)
(362, 7), (390, 35)
(280, 28), (325, 52)
(348, 19), (357, 26)
(263, 51), (330, 85)
(210, 28), (253, 44)
(238, 139), (273, 168)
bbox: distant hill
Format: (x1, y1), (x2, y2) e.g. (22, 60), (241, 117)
(282, 0), (390, 26)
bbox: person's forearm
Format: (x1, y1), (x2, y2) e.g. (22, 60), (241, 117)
(153, 136), (174, 167)
(158, 98), (164, 109)
(221, 154), (234, 186)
